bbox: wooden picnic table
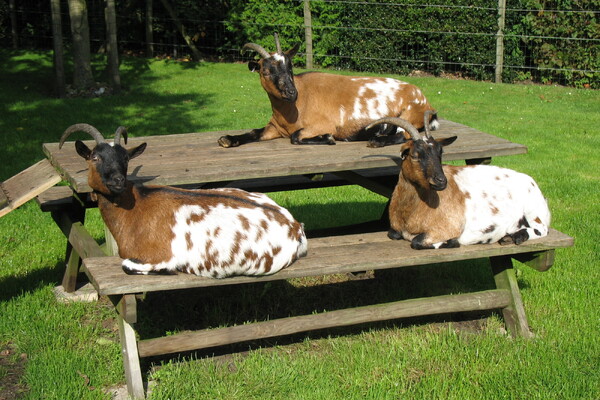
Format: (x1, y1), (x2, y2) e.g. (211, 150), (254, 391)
(42, 118), (526, 195)
(26, 119), (574, 399)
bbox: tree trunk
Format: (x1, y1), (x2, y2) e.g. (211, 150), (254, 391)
(145, 0), (154, 58)
(105, 0), (121, 93)
(68, 0), (95, 90)
(158, 0), (202, 61)
(9, 0), (18, 49)
(50, 0), (66, 98)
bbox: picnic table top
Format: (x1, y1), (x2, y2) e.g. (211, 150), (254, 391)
(43, 119), (527, 194)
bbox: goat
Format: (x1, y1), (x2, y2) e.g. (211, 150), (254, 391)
(59, 123), (308, 278)
(364, 115), (551, 249)
(218, 33), (439, 148)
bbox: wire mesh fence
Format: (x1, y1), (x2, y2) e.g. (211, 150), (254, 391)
(2, 0), (598, 88)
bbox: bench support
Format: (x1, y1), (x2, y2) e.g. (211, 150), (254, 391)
(112, 294), (145, 400)
(491, 255), (533, 338)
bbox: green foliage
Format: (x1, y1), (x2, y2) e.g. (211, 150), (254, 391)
(513, 0), (600, 88)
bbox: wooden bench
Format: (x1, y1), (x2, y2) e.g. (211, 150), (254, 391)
(83, 228), (573, 399)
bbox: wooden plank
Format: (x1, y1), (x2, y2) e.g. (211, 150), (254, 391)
(491, 256), (533, 338)
(36, 185), (75, 212)
(44, 120), (527, 193)
(512, 250), (555, 272)
(83, 229), (573, 296)
(0, 159), (62, 217)
(138, 289), (511, 357)
(115, 295), (145, 400)
(51, 211), (106, 259)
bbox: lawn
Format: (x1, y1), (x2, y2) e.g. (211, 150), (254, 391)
(0, 49), (599, 399)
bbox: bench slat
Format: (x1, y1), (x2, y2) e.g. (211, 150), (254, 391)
(138, 289), (512, 357)
(83, 229), (573, 296)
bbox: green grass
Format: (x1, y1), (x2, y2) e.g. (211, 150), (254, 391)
(1, 49), (599, 399)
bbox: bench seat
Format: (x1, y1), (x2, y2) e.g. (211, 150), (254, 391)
(84, 229), (572, 295)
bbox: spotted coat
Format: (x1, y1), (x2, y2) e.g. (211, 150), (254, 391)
(387, 135), (550, 249)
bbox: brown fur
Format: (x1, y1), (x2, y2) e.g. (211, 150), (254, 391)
(258, 72), (435, 142)
(97, 183), (304, 264)
(390, 157), (466, 246)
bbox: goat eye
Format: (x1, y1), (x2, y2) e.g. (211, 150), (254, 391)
(91, 155), (100, 162)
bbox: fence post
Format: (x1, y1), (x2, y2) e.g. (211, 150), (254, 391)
(304, 0), (313, 69)
(495, 0), (507, 83)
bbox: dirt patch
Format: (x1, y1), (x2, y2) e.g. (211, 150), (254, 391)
(0, 342), (28, 400)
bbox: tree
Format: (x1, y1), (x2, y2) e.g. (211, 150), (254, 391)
(68, 0), (95, 90)
(104, 0), (121, 93)
(50, 0), (66, 98)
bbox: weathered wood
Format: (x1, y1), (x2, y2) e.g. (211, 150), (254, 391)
(490, 255), (532, 338)
(83, 229), (573, 296)
(0, 159), (62, 217)
(111, 294), (138, 324)
(115, 295), (145, 399)
(44, 119), (527, 193)
(52, 211), (106, 260)
(138, 289), (511, 357)
(62, 244), (81, 293)
(512, 250), (555, 272)
(332, 170), (394, 198)
(0, 187), (8, 210)
(36, 186), (75, 212)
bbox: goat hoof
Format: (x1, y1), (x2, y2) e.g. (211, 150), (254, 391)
(218, 136), (234, 148)
(367, 140), (384, 148)
(388, 229), (402, 240)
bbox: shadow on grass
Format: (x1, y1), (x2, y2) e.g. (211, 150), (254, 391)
(0, 261), (64, 302)
(0, 50), (215, 181)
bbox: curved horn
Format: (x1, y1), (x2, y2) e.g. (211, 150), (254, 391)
(241, 43), (271, 59)
(59, 123), (106, 149)
(423, 109), (436, 138)
(114, 126), (128, 145)
(274, 32), (282, 55)
(365, 117), (423, 141)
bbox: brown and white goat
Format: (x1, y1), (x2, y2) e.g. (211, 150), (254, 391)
(218, 33), (439, 148)
(59, 124), (308, 278)
(364, 115), (551, 249)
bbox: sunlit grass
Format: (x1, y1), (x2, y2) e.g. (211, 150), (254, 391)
(0, 49), (599, 399)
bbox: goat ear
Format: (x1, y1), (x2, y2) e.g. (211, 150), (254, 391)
(286, 42), (301, 58)
(248, 61), (260, 73)
(437, 136), (457, 147)
(400, 142), (411, 160)
(75, 140), (92, 160)
(128, 143), (147, 160)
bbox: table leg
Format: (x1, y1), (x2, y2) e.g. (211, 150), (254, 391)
(490, 255), (533, 338)
(113, 294), (145, 399)
(61, 243), (81, 292)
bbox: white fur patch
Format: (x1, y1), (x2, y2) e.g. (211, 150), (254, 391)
(122, 189), (307, 278)
(453, 166), (550, 245)
(273, 53), (285, 62)
(351, 78), (404, 120)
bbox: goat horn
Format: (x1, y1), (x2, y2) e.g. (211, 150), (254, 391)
(423, 109), (436, 138)
(241, 43), (271, 59)
(274, 32), (282, 55)
(59, 123), (106, 149)
(114, 126), (128, 145)
(365, 117), (423, 141)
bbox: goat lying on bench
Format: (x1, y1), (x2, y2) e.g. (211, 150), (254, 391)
(59, 123), (308, 278)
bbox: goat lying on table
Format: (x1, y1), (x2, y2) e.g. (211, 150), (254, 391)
(218, 33), (438, 148)
(59, 123), (308, 278)
(364, 115), (551, 249)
